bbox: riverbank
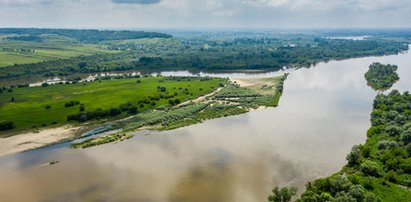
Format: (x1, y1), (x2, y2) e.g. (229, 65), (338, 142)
(0, 126), (81, 157)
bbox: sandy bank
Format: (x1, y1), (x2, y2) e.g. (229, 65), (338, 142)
(0, 126), (81, 157)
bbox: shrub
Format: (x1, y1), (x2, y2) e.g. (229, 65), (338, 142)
(346, 145), (362, 165)
(268, 186), (297, 202)
(109, 108), (121, 116)
(377, 140), (398, 150)
(0, 121), (15, 131)
(65, 100), (80, 107)
(401, 129), (411, 144)
(360, 161), (382, 177)
(79, 104), (85, 112)
(348, 184), (365, 202)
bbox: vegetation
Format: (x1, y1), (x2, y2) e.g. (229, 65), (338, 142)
(296, 90), (411, 202)
(0, 76), (223, 136)
(365, 63), (400, 91)
(71, 133), (133, 149)
(268, 186), (298, 202)
(122, 75), (287, 132)
(0, 28), (172, 43)
(0, 29), (408, 85)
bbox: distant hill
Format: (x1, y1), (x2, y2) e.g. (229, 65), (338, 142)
(0, 28), (172, 43)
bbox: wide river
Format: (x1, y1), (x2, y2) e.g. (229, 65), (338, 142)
(1, 49), (411, 202)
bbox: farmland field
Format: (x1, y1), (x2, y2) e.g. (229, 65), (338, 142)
(0, 35), (119, 67)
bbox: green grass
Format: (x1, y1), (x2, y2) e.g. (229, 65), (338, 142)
(0, 76), (224, 135)
(0, 52), (45, 67)
(0, 36), (119, 67)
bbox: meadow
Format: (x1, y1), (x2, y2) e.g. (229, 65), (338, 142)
(0, 76), (224, 136)
(0, 35), (119, 67)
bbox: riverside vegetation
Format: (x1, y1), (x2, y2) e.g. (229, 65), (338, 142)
(271, 64), (411, 202)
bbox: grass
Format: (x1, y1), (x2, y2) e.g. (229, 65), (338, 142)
(0, 76), (224, 136)
(0, 35), (119, 67)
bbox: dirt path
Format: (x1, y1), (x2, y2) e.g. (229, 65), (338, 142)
(0, 126), (81, 157)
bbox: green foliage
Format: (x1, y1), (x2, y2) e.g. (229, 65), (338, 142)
(365, 62), (399, 91)
(347, 145), (362, 165)
(0, 28), (172, 43)
(268, 186), (297, 202)
(0, 120), (14, 131)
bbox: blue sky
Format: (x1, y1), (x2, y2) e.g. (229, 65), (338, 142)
(0, 0), (410, 29)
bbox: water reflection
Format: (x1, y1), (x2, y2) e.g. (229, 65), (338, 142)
(1, 49), (411, 202)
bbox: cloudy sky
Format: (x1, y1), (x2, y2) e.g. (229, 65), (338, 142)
(0, 0), (410, 29)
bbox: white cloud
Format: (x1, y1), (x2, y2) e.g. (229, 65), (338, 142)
(0, 0), (410, 28)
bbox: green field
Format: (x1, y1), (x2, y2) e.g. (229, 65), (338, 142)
(0, 76), (224, 135)
(0, 35), (119, 67)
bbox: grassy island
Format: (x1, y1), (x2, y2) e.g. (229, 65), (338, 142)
(365, 63), (400, 91)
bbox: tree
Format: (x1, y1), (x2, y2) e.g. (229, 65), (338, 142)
(401, 129), (411, 144)
(109, 108), (121, 116)
(79, 104), (85, 112)
(268, 186), (297, 202)
(346, 145), (361, 165)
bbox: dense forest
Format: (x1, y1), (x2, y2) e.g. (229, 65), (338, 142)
(365, 63), (400, 91)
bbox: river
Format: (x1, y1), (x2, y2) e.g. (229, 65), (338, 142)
(0, 48), (411, 202)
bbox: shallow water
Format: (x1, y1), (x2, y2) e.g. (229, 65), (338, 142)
(1, 49), (411, 202)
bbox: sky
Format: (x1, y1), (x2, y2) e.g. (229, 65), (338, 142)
(0, 0), (410, 29)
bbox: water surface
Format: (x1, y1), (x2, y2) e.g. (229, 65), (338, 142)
(1, 50), (411, 202)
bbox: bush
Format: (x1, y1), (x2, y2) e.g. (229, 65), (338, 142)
(401, 129), (411, 144)
(377, 140), (398, 150)
(346, 145), (362, 165)
(0, 121), (15, 131)
(65, 100), (80, 107)
(79, 104), (85, 112)
(360, 161), (382, 177)
(109, 108), (121, 116)
(268, 186), (297, 202)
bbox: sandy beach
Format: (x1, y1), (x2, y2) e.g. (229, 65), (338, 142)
(0, 126), (81, 157)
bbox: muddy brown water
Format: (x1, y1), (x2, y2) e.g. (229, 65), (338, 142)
(1, 49), (411, 202)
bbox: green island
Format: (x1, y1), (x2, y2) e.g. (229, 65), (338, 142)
(0, 76), (224, 136)
(71, 133), (133, 149)
(70, 74), (288, 148)
(365, 63), (400, 91)
(269, 65), (411, 202)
